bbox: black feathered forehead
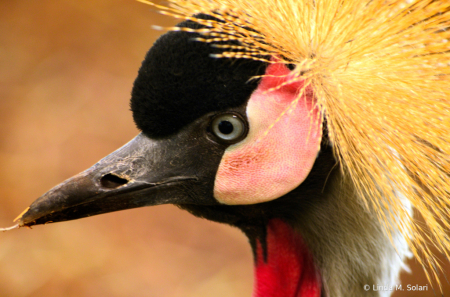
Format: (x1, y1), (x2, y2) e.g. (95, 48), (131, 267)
(130, 17), (268, 138)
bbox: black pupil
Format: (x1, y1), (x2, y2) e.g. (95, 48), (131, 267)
(218, 120), (234, 134)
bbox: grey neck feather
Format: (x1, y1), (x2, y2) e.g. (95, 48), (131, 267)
(295, 169), (411, 297)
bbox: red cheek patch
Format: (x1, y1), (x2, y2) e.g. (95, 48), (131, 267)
(214, 63), (322, 205)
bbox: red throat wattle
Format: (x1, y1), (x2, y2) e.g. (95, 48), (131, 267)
(253, 219), (321, 297)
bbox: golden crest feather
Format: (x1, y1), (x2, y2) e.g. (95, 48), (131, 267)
(139, 0), (450, 288)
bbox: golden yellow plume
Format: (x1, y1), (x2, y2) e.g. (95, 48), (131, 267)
(139, 0), (450, 287)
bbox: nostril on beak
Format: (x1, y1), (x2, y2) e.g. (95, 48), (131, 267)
(100, 174), (129, 189)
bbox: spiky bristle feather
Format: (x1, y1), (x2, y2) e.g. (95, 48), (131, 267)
(139, 0), (450, 288)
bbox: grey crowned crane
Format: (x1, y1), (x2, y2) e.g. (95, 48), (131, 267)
(3, 1), (450, 296)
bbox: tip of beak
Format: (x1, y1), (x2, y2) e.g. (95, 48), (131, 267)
(0, 207), (31, 232)
(13, 207), (30, 223)
(0, 224), (20, 232)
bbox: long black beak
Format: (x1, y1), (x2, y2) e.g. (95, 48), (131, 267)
(15, 130), (220, 227)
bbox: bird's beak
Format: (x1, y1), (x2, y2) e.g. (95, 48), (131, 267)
(16, 132), (212, 227)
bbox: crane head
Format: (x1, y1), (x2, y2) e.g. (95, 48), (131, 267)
(10, 17), (338, 297)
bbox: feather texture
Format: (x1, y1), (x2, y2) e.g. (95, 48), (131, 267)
(139, 0), (450, 288)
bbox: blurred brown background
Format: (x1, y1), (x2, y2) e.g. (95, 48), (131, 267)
(0, 1), (448, 297)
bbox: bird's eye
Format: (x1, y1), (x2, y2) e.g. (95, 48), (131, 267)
(211, 114), (247, 143)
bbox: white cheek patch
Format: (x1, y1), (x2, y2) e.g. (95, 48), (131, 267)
(214, 63), (322, 205)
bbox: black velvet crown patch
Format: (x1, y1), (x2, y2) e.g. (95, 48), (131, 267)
(130, 17), (268, 138)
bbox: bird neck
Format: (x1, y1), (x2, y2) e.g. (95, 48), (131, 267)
(253, 218), (321, 297)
